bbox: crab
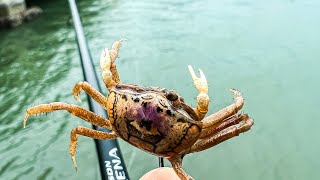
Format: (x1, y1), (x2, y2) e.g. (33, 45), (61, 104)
(24, 39), (254, 180)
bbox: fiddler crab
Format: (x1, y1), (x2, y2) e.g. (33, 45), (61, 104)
(24, 39), (253, 180)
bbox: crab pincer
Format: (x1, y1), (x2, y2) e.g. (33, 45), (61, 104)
(188, 65), (208, 94)
(188, 65), (210, 120)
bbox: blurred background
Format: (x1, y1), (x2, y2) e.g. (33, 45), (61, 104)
(0, 0), (319, 179)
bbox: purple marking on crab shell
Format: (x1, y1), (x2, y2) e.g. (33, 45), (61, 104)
(126, 104), (169, 134)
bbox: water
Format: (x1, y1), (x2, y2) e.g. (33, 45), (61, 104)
(1, 0), (319, 179)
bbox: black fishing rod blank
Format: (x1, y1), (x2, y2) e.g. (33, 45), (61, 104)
(68, 0), (129, 179)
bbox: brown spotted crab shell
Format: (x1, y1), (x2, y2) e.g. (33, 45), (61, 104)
(106, 84), (203, 158)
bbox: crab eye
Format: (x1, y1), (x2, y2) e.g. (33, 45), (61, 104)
(166, 91), (178, 101)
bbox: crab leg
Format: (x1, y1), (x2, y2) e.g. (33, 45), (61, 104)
(188, 65), (209, 120)
(72, 81), (108, 109)
(70, 126), (117, 171)
(200, 89), (243, 138)
(189, 114), (253, 153)
(100, 39), (124, 89)
(24, 102), (112, 129)
(199, 113), (244, 139)
(169, 158), (194, 180)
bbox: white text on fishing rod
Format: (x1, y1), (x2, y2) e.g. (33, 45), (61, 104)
(105, 148), (127, 180)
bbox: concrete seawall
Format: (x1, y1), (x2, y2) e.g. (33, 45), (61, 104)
(0, 0), (42, 28)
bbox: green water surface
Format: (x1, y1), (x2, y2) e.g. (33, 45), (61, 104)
(1, 0), (319, 179)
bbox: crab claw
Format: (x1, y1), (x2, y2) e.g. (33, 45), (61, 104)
(100, 48), (111, 73)
(100, 48), (116, 89)
(109, 38), (126, 61)
(188, 65), (208, 93)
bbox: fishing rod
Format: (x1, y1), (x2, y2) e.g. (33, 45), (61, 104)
(68, 0), (129, 179)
